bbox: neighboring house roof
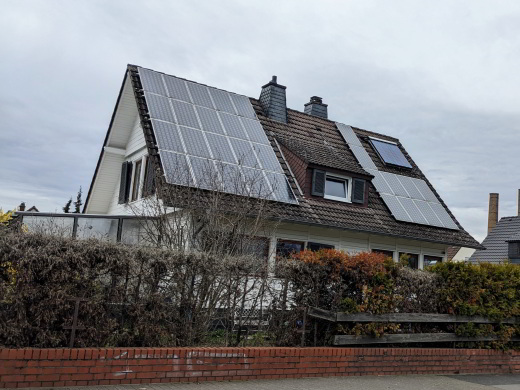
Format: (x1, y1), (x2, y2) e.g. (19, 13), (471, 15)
(446, 246), (461, 261)
(85, 65), (482, 249)
(469, 216), (520, 263)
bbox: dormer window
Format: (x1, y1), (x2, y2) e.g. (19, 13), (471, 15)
(311, 169), (366, 204)
(324, 174), (351, 202)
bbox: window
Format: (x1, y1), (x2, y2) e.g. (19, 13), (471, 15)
(372, 249), (394, 260)
(369, 137), (412, 168)
(324, 174), (351, 202)
(276, 239), (305, 258)
(307, 242), (335, 252)
(423, 255), (443, 267)
(131, 159), (142, 202)
(399, 252), (419, 269)
(508, 241), (520, 261)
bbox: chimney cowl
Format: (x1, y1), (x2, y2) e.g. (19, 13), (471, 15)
(259, 75), (287, 123)
(304, 96), (328, 119)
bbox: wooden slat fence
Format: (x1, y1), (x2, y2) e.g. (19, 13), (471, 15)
(307, 307), (520, 346)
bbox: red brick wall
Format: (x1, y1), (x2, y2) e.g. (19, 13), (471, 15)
(1, 347), (519, 388)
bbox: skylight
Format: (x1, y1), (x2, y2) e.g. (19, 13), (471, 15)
(369, 138), (412, 169)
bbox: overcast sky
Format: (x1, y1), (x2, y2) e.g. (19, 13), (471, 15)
(1, 0), (519, 242)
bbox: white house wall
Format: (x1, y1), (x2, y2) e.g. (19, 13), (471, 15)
(107, 115), (148, 215)
(271, 222), (447, 270)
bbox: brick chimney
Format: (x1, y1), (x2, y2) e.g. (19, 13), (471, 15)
(488, 193), (499, 234)
(304, 96), (328, 119)
(259, 76), (287, 123)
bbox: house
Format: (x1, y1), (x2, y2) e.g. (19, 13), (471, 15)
(83, 65), (481, 269)
(469, 191), (520, 264)
(447, 246), (476, 262)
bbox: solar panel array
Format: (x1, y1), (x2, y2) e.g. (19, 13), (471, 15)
(335, 122), (459, 230)
(138, 67), (297, 204)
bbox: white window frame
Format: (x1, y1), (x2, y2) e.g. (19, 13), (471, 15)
(323, 173), (352, 203)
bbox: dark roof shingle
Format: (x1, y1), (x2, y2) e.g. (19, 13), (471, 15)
(470, 216), (520, 263)
(251, 98), (481, 249)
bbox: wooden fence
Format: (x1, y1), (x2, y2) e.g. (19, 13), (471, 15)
(307, 307), (520, 346)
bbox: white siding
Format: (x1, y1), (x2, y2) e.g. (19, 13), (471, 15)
(85, 153), (125, 214)
(106, 123), (148, 215)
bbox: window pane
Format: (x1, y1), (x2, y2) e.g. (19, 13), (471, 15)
(22, 216), (74, 237)
(325, 177), (346, 198)
(400, 252), (419, 269)
(372, 249), (394, 260)
(76, 218), (118, 242)
(308, 242), (334, 252)
(424, 255), (443, 267)
(276, 239), (304, 258)
(131, 160), (142, 201)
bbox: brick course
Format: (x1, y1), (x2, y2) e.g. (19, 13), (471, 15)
(0, 347), (518, 388)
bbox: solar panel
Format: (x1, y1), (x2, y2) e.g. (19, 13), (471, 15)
(367, 170), (393, 195)
(242, 167), (272, 199)
(411, 178), (438, 202)
(139, 67), (297, 205)
(230, 94), (257, 119)
(253, 144), (283, 173)
(334, 122), (458, 230)
(205, 132), (236, 164)
(196, 106), (225, 135)
(396, 175), (424, 200)
(209, 88), (236, 114)
(350, 145), (378, 170)
(163, 75), (190, 102)
(186, 82), (214, 108)
(380, 194), (412, 222)
(152, 120), (184, 153)
(219, 112), (247, 140)
(139, 68), (166, 95)
(144, 92), (175, 123)
(336, 122), (362, 147)
(397, 197), (428, 225)
(189, 156), (218, 190)
(229, 138), (260, 168)
(170, 99), (200, 129)
(369, 138), (412, 168)
(428, 202), (459, 230)
(241, 118), (270, 145)
(161, 151), (192, 186)
(380, 172), (409, 198)
(414, 199), (444, 227)
(178, 127), (211, 158)
(265, 172), (297, 203)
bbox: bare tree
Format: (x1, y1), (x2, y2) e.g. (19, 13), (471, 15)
(126, 154), (290, 345)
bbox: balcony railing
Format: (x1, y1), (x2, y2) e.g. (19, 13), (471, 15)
(14, 212), (150, 244)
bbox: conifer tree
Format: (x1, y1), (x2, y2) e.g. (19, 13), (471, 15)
(73, 187), (82, 213)
(63, 197), (72, 213)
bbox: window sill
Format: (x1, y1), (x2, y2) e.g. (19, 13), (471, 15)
(324, 195), (352, 203)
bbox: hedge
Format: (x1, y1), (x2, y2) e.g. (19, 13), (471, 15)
(1, 230), (519, 348)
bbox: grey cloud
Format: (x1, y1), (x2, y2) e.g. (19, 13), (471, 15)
(1, 0), (519, 244)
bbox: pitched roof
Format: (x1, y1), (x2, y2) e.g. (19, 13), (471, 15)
(470, 216), (520, 263)
(85, 65), (481, 249)
(251, 100), (480, 248)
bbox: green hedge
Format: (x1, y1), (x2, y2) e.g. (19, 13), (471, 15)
(287, 249), (520, 348)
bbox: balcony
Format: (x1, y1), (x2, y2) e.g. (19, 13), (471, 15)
(14, 212), (151, 245)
